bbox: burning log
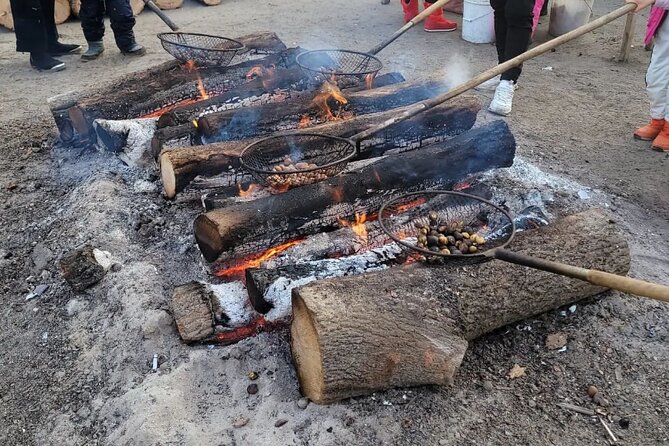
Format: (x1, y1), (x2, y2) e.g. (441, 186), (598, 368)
(290, 208), (631, 404)
(160, 96), (481, 198)
(195, 74), (453, 141)
(93, 118), (157, 166)
(47, 32), (289, 144)
(171, 281), (259, 343)
(157, 71), (407, 130)
(193, 120), (515, 262)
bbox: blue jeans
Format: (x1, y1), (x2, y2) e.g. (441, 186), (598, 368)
(79, 0), (136, 50)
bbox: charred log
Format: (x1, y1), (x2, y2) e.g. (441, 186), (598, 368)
(290, 209), (631, 404)
(161, 96), (481, 198)
(194, 120), (516, 262)
(196, 74), (452, 141)
(47, 32), (289, 144)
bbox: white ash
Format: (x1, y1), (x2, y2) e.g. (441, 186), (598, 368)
(209, 282), (258, 329)
(93, 118), (158, 168)
(92, 248), (113, 271)
(262, 243), (405, 322)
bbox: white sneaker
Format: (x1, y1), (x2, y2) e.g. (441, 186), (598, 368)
(488, 80), (515, 116)
(475, 75), (520, 92)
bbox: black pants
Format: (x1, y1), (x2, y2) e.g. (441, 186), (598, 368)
(490, 0), (534, 82)
(79, 0), (136, 50)
(9, 0), (58, 53)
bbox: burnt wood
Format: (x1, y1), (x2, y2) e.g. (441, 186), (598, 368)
(47, 32), (289, 145)
(290, 209), (631, 404)
(193, 120), (515, 262)
(160, 96), (482, 198)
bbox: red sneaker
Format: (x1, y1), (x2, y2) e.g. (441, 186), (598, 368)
(424, 2), (458, 32)
(401, 0), (419, 23)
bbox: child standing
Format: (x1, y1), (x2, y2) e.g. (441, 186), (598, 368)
(79, 0), (145, 60)
(630, 0), (669, 152)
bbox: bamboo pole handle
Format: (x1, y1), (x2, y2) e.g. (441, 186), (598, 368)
(492, 249), (669, 303)
(367, 0), (452, 55)
(354, 2), (638, 142)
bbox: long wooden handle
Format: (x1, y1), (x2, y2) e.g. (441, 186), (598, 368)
(367, 0), (453, 55)
(354, 2), (638, 142)
(492, 249), (669, 302)
(143, 0), (180, 31)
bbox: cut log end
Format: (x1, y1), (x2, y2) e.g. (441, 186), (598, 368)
(160, 154), (177, 198)
(194, 215), (224, 262)
(55, 0), (71, 24)
(291, 294), (326, 403)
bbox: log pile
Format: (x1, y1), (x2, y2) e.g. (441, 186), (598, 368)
(290, 209), (631, 403)
(0, 0), (71, 29)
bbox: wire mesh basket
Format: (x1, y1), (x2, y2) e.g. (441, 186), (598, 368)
(239, 133), (357, 190)
(296, 49), (383, 84)
(158, 32), (245, 67)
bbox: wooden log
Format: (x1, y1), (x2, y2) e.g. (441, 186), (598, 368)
(617, 12), (636, 62)
(171, 280), (259, 343)
(54, 0), (70, 24)
(194, 120), (515, 262)
(160, 96), (481, 198)
(70, 0), (80, 16)
(154, 0), (183, 9)
(197, 0), (221, 5)
(291, 209), (631, 404)
(0, 0), (12, 30)
(59, 245), (112, 291)
(195, 74), (452, 141)
(47, 32), (289, 144)
(130, 0), (145, 15)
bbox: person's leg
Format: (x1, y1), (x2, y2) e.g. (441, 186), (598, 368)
(490, 0), (508, 65)
(80, 0), (106, 60)
(424, 0), (457, 32)
(41, 0), (82, 55)
(499, 0), (534, 83)
(642, 19), (669, 151)
(401, 0), (419, 23)
(9, 0), (65, 71)
(107, 0), (143, 54)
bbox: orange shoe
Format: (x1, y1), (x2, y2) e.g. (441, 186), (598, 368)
(401, 0), (419, 23)
(634, 118), (665, 141)
(651, 123), (669, 152)
(424, 2), (457, 31)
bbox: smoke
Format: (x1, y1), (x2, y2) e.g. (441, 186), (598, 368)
(442, 54), (472, 89)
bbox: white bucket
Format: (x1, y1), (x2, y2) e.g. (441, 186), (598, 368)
(549, 0), (595, 36)
(462, 0), (495, 44)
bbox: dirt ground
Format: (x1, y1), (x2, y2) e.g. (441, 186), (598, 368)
(0, 0), (668, 445)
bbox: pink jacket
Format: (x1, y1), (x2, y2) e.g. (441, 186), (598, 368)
(646, 0), (669, 45)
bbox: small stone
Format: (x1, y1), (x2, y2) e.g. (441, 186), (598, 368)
(110, 262), (122, 272)
(439, 440), (449, 446)
(483, 380), (494, 391)
(247, 371), (259, 380)
(274, 419), (288, 428)
(326, 427), (333, 433)
(528, 399), (537, 408)
(619, 417), (630, 429)
(66, 299), (85, 316)
(6, 181), (17, 191)
(344, 416), (355, 427)
(247, 384), (258, 395)
(233, 417), (249, 428)
(400, 419), (413, 429)
(297, 397), (309, 409)
(545, 333), (568, 350)
(587, 385), (599, 398)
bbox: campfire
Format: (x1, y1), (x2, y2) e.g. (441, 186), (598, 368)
(46, 30), (641, 406)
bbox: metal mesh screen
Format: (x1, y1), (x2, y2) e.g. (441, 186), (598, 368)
(239, 134), (356, 189)
(296, 49), (382, 83)
(158, 33), (245, 67)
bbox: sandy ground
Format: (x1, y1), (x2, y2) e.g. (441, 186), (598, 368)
(0, 0), (668, 445)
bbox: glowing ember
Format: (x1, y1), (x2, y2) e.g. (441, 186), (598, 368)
(394, 197), (428, 214)
(192, 119), (198, 128)
(245, 64), (277, 90)
(453, 177), (475, 191)
(297, 115), (311, 129)
(213, 316), (287, 345)
(215, 239), (304, 279)
(373, 168), (382, 184)
(238, 183), (262, 198)
(365, 73), (375, 90)
(141, 61), (210, 118)
(184, 59), (197, 71)
(196, 76), (209, 100)
(331, 185), (345, 203)
(312, 80), (348, 121)
(339, 213), (368, 242)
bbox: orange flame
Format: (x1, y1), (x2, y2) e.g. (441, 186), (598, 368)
(238, 183), (262, 198)
(365, 73), (375, 90)
(197, 75), (209, 100)
(141, 60), (209, 118)
(312, 80), (348, 121)
(453, 177), (475, 191)
(246, 64), (277, 90)
(215, 239), (304, 279)
(339, 213), (368, 243)
(297, 115), (311, 129)
(184, 60), (197, 72)
(192, 119), (198, 128)
(373, 168), (382, 184)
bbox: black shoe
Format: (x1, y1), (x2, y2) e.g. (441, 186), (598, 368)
(30, 53), (66, 72)
(49, 42), (83, 56)
(120, 43), (146, 57)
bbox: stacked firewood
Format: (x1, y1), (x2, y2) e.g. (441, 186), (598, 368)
(0, 0), (220, 30)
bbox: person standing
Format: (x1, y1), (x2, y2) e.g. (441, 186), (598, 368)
(79, 0), (145, 60)
(478, 0), (535, 116)
(9, 0), (82, 72)
(400, 0), (458, 32)
(628, 0), (669, 152)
